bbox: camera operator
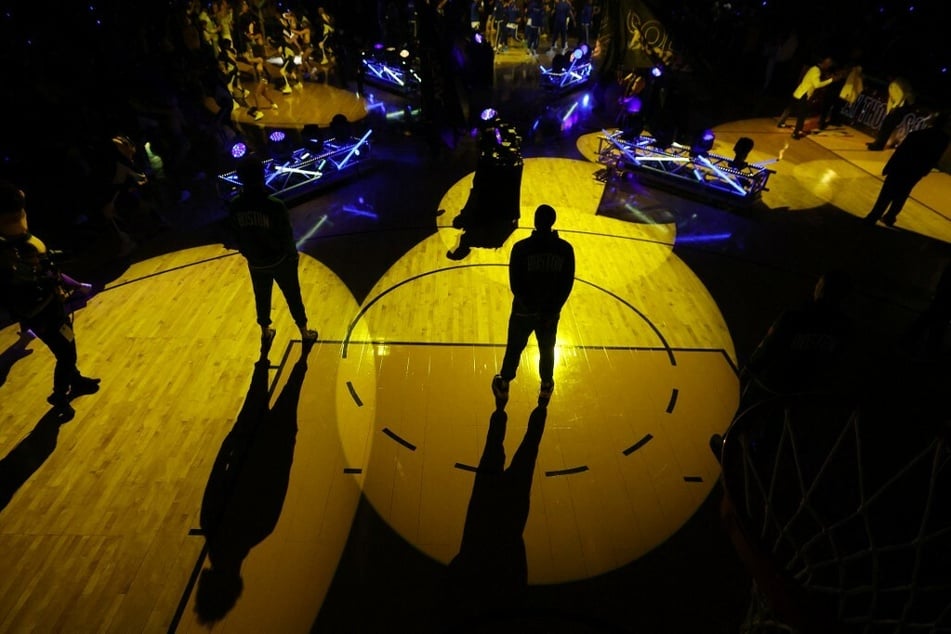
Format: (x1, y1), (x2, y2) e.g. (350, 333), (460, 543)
(0, 182), (99, 409)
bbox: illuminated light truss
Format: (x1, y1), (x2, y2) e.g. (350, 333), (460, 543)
(539, 60), (593, 94)
(597, 130), (774, 204)
(361, 55), (421, 95)
(217, 133), (374, 202)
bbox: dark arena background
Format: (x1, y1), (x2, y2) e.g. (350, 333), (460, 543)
(1, 0), (951, 632)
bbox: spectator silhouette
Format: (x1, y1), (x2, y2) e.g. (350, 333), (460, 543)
(864, 112), (950, 227)
(0, 183), (99, 410)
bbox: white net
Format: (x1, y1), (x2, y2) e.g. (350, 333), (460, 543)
(721, 393), (951, 633)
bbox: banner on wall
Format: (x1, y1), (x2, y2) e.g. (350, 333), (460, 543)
(599, 0), (678, 71)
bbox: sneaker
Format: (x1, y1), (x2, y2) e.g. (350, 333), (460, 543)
(282, 85), (293, 94)
(539, 380), (555, 400)
(70, 375), (101, 396)
(252, 110), (264, 121)
(301, 329), (319, 343)
(491, 375), (510, 400)
(271, 103), (279, 110)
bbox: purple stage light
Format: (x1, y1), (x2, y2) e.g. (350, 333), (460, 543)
(480, 108), (498, 121)
(374, 42), (384, 50)
(231, 142), (247, 159)
(702, 130), (716, 142)
(474, 32), (483, 44)
(651, 65), (663, 78)
(582, 93), (590, 108)
(269, 130), (286, 142)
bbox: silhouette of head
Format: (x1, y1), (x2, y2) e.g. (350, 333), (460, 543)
(534, 204), (556, 232)
(236, 155), (266, 190)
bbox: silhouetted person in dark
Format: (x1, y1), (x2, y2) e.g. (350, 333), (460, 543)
(742, 271), (853, 405)
(864, 113), (950, 227)
(229, 156), (318, 351)
(492, 205), (574, 405)
(444, 406), (547, 625)
(0, 182), (98, 409)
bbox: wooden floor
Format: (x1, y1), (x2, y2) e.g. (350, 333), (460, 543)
(2, 63), (951, 632)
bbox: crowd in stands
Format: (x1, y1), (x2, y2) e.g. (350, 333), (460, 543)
(0, 1), (347, 263)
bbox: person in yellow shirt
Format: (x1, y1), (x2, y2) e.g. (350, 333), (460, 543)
(777, 57), (836, 139)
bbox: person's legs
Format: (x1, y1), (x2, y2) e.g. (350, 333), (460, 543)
(249, 266), (275, 329)
(28, 304), (80, 402)
(777, 96), (797, 127)
(792, 96), (809, 137)
(865, 179), (895, 223)
(499, 312), (535, 381)
(534, 313), (560, 384)
(880, 177), (917, 224)
(272, 256), (315, 338)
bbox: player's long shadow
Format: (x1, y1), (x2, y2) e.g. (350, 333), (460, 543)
(192, 342), (313, 625)
(0, 336), (35, 389)
(0, 407), (74, 513)
(443, 406), (547, 628)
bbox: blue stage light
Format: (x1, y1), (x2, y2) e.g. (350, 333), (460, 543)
(269, 130), (286, 143)
(480, 108), (498, 121)
(651, 65), (663, 78)
(231, 142), (247, 159)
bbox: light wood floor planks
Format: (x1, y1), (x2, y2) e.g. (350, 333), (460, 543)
(1, 123), (949, 632)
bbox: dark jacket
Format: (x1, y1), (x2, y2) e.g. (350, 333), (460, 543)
(229, 190), (298, 269)
(885, 125), (950, 180)
(509, 229), (574, 314)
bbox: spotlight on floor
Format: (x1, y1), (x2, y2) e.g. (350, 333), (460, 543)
(732, 137), (754, 168)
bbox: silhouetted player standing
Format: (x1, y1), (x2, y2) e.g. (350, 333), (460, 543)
(230, 156), (318, 349)
(864, 113), (950, 227)
(493, 205), (574, 404)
